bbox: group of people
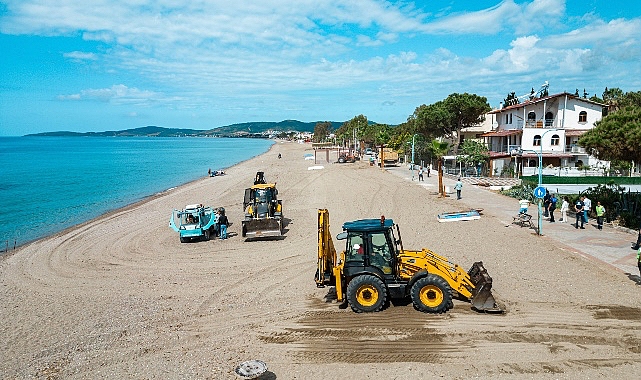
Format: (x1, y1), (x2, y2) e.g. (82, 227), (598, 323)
(521, 191), (607, 230)
(208, 168), (226, 177)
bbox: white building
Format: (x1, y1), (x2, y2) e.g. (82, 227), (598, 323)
(481, 92), (609, 177)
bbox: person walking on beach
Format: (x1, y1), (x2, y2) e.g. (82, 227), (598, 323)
(595, 201), (606, 230)
(549, 193), (558, 222)
(418, 166), (424, 181)
(427, 166), (431, 177)
(454, 178), (463, 200)
(218, 209), (229, 240)
(560, 196), (569, 222)
(575, 196), (585, 229)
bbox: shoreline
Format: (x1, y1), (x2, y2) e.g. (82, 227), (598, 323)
(0, 140), (275, 254)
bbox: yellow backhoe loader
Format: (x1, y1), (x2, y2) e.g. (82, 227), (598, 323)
(316, 209), (502, 313)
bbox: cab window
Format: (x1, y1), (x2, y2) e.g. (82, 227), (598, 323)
(345, 233), (365, 264)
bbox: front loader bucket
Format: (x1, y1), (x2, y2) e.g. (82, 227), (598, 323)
(468, 261), (503, 313)
(242, 218), (282, 238)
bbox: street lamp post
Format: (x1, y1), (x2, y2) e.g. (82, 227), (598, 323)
(411, 134), (417, 181)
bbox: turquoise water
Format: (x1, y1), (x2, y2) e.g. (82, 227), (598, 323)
(0, 136), (273, 249)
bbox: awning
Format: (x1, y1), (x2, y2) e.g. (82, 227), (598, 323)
(480, 129), (522, 137)
(564, 129), (590, 137)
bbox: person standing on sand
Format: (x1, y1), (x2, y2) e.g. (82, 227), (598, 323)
(454, 178), (463, 200)
(427, 166), (431, 177)
(218, 209), (229, 240)
(595, 201), (606, 230)
(418, 166), (424, 181)
(560, 196), (569, 222)
(575, 196), (585, 229)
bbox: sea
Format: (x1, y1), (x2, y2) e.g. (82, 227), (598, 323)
(0, 136), (274, 250)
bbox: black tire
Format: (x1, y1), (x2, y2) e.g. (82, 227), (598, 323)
(242, 225), (247, 237)
(202, 229), (210, 241)
(338, 157), (346, 163)
(180, 236), (187, 243)
(346, 275), (387, 313)
(410, 274), (453, 314)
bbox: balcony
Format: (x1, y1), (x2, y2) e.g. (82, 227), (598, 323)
(566, 145), (586, 154)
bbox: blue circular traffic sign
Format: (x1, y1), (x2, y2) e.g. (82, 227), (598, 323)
(533, 186), (546, 199)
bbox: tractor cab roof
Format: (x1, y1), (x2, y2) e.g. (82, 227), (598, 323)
(251, 183), (277, 190)
(342, 217), (394, 232)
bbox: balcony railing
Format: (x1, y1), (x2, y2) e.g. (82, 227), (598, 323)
(566, 145), (586, 153)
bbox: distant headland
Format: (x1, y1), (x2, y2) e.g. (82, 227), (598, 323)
(24, 120), (345, 138)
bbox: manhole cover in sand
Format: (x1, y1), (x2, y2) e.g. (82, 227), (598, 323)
(235, 360), (268, 379)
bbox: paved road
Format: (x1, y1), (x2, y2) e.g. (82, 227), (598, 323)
(385, 165), (641, 284)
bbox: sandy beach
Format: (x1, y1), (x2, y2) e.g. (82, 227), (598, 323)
(2, 141), (641, 380)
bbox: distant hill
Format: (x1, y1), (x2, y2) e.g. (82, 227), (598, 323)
(26, 120), (346, 137)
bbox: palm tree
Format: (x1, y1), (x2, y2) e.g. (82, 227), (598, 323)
(429, 139), (450, 197)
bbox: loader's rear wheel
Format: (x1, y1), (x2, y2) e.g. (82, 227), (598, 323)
(346, 275), (387, 313)
(411, 275), (452, 314)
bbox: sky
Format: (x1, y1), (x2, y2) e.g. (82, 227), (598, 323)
(1, 0), (641, 136)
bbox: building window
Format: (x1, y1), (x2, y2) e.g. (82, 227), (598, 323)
(533, 135), (541, 146)
(505, 114), (508, 124)
(551, 134), (560, 146)
(509, 113), (513, 124)
(545, 112), (554, 127)
(578, 111), (587, 123)
(527, 112), (536, 121)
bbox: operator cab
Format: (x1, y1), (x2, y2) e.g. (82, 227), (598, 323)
(338, 217), (398, 277)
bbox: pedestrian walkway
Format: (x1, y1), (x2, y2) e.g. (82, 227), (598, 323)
(386, 165), (641, 283)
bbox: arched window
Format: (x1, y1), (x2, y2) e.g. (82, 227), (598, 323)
(529, 159), (537, 167)
(527, 111), (536, 121)
(551, 134), (560, 146)
(545, 112), (554, 127)
(578, 111), (587, 123)
(533, 135), (541, 146)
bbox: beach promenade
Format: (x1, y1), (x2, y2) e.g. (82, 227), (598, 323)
(387, 164), (641, 282)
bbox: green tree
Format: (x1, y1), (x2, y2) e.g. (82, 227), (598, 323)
(335, 115), (368, 147)
(412, 93), (491, 149)
(312, 122), (333, 143)
(456, 140), (489, 175)
(429, 139), (450, 197)
(579, 106), (641, 163)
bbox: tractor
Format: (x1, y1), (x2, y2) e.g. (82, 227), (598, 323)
(242, 182), (283, 238)
(316, 209), (501, 313)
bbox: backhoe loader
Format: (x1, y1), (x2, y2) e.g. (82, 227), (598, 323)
(315, 209), (502, 313)
(242, 183), (283, 238)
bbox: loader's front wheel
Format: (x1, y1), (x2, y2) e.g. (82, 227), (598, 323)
(346, 275), (387, 313)
(411, 275), (452, 314)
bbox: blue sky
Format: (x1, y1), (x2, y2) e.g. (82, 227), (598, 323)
(1, 0), (641, 136)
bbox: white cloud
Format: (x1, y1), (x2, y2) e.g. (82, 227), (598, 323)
(63, 51), (98, 61)
(58, 84), (162, 106)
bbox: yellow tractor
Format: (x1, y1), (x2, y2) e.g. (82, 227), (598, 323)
(316, 209), (502, 313)
(242, 182), (283, 238)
